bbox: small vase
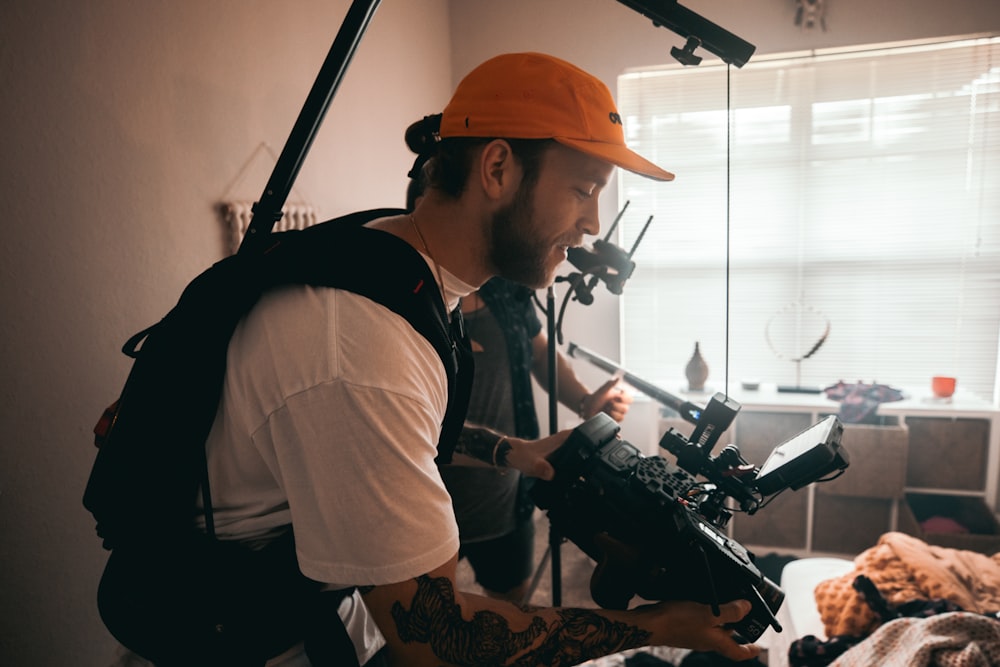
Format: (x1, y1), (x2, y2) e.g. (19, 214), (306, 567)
(685, 342), (709, 392)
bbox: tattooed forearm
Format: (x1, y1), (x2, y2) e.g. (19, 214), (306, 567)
(511, 608), (651, 666)
(392, 575), (545, 665)
(391, 575), (652, 667)
(452, 425), (505, 465)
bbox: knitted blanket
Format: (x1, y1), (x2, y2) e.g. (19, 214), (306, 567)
(814, 532), (1000, 638)
(830, 612), (1000, 667)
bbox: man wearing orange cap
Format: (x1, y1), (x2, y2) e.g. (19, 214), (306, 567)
(196, 52), (760, 666)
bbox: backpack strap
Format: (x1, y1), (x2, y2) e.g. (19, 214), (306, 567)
(257, 211), (472, 463)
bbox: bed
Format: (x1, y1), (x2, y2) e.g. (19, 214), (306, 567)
(760, 532), (1000, 667)
(760, 557), (854, 667)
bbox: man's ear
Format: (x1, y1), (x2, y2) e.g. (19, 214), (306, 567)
(478, 139), (519, 200)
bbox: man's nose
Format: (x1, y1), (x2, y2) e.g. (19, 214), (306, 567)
(580, 199), (600, 237)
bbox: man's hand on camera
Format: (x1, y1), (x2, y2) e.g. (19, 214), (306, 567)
(644, 598), (762, 662)
(505, 430), (573, 481)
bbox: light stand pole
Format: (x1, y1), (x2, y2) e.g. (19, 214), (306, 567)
(545, 286), (563, 605)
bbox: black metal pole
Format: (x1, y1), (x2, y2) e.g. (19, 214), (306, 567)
(546, 286), (562, 606)
(238, 0), (382, 255)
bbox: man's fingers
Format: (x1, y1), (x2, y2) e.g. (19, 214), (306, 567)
(531, 459), (555, 481)
(718, 641), (762, 662)
(591, 377), (621, 398)
(711, 601), (763, 662)
(510, 431), (568, 480)
(714, 599), (752, 624)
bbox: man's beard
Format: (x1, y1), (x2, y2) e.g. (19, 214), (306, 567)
(489, 182), (558, 289)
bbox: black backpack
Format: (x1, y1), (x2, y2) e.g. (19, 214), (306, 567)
(83, 209), (472, 666)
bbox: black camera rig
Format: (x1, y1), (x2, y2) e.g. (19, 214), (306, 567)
(530, 392), (848, 642)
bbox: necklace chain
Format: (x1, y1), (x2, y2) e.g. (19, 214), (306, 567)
(409, 214), (449, 307)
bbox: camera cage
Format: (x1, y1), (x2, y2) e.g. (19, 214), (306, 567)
(530, 392), (848, 642)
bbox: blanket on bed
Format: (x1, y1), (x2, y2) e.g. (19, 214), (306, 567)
(829, 612), (1000, 667)
(814, 532), (1000, 638)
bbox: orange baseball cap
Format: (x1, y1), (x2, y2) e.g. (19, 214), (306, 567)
(440, 52), (674, 182)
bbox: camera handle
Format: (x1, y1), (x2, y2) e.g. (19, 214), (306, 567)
(692, 541), (722, 616)
(692, 540), (784, 635)
(590, 533), (646, 610)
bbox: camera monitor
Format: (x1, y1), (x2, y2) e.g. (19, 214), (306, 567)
(753, 415), (848, 495)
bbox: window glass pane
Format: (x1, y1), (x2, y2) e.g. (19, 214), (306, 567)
(617, 37), (1000, 401)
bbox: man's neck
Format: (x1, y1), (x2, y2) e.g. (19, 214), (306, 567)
(409, 197), (493, 289)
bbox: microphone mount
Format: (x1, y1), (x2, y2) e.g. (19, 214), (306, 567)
(563, 201), (653, 306)
(566, 241), (634, 304)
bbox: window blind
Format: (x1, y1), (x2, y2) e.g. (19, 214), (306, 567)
(616, 36), (1000, 402)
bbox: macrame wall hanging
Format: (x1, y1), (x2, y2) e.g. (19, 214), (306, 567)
(218, 142), (319, 254)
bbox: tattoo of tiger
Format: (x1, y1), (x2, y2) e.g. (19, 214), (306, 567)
(391, 575), (651, 666)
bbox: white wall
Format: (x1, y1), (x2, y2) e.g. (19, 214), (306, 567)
(447, 0), (1000, 451)
(0, 2), (452, 665)
(2, 1), (999, 665)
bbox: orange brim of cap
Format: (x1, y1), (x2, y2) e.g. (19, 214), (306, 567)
(556, 137), (675, 182)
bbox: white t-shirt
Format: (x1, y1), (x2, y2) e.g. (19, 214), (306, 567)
(202, 258), (470, 664)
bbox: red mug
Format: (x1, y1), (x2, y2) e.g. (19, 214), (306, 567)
(931, 376), (956, 398)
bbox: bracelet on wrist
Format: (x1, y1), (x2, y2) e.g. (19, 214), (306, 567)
(492, 435), (512, 468)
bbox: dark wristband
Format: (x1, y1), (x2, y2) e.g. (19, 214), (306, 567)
(492, 436), (512, 467)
